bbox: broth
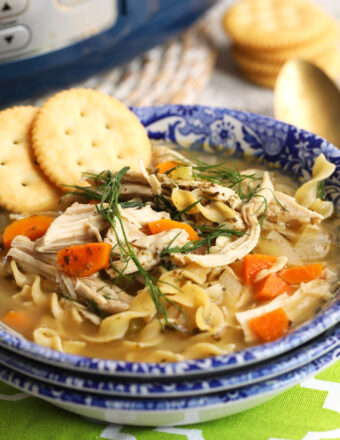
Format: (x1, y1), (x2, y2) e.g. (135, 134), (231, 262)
(0, 151), (339, 362)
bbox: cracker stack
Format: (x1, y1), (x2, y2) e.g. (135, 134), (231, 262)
(0, 89), (152, 213)
(223, 0), (340, 88)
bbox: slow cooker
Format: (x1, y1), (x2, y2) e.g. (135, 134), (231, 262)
(0, 0), (215, 107)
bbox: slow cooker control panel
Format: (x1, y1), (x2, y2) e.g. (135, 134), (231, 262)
(0, 0), (118, 61)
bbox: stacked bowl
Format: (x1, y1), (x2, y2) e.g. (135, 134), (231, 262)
(0, 105), (339, 426)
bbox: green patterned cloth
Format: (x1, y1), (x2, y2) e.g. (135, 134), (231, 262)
(0, 360), (339, 440)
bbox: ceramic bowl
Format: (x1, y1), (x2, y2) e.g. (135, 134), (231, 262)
(0, 105), (339, 377)
(0, 346), (339, 426)
(0, 325), (338, 397)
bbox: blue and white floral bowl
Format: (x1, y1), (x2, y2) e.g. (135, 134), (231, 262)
(0, 105), (339, 378)
(0, 346), (339, 426)
(0, 325), (338, 397)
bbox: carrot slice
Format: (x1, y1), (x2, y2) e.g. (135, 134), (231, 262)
(2, 310), (35, 333)
(57, 243), (112, 278)
(254, 273), (290, 302)
(156, 161), (179, 174)
(3, 215), (54, 249)
(279, 264), (324, 284)
(148, 218), (199, 241)
(249, 308), (289, 342)
(243, 254), (277, 285)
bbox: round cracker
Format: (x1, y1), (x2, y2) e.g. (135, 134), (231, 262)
(232, 46), (284, 76)
(0, 106), (61, 213)
(240, 47), (340, 89)
(223, 0), (331, 50)
(241, 70), (277, 89)
(233, 19), (340, 64)
(233, 45), (340, 77)
(31, 89), (152, 191)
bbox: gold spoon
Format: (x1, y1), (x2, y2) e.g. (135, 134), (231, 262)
(274, 59), (340, 147)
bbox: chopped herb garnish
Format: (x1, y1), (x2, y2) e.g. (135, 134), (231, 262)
(165, 156), (289, 223)
(119, 201), (146, 209)
(250, 194), (269, 228)
(317, 181), (325, 200)
(172, 198), (202, 220)
(65, 172), (145, 209)
(153, 193), (178, 218)
(160, 259), (176, 271)
(164, 165), (182, 175)
(60, 294), (108, 318)
(185, 156), (261, 196)
(162, 224), (244, 256)
(60, 294), (81, 304)
(84, 298), (108, 319)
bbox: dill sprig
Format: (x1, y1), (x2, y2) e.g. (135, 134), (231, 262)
(178, 155), (288, 226)
(159, 155), (265, 205)
(185, 156), (261, 196)
(162, 224), (244, 256)
(153, 193), (178, 218)
(69, 169), (187, 331)
(172, 198), (202, 220)
(239, 185), (287, 227)
(317, 181), (325, 200)
(120, 201), (145, 209)
(61, 294), (108, 318)
(164, 165), (181, 175)
(84, 298), (108, 319)
(154, 155), (275, 225)
(65, 173), (146, 210)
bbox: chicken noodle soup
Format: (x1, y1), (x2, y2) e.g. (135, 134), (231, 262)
(0, 146), (339, 362)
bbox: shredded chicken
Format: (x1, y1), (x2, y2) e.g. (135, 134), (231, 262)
(8, 236), (58, 285)
(120, 184), (153, 199)
(61, 275), (131, 314)
(120, 170), (150, 185)
(108, 170), (153, 199)
(104, 204), (187, 276)
(106, 228), (189, 277)
(172, 172), (274, 268)
(8, 231), (132, 316)
(266, 191), (323, 225)
(149, 146), (242, 213)
(154, 173), (242, 209)
(105, 205), (170, 247)
(121, 205), (170, 226)
(35, 203), (109, 253)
